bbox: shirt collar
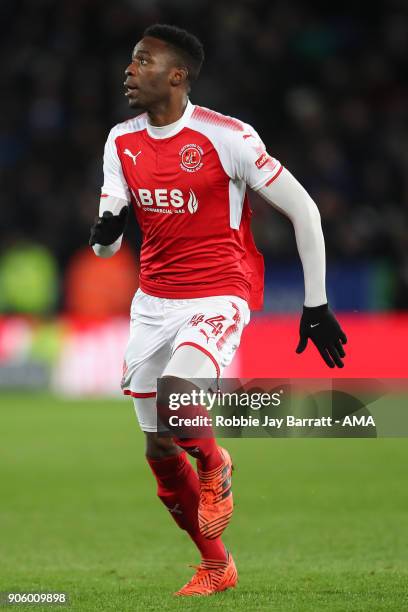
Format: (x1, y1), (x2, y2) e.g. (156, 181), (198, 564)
(146, 99), (194, 139)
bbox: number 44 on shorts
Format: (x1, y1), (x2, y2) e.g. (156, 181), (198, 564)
(189, 313), (226, 336)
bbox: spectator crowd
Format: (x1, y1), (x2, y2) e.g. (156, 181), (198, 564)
(1, 0), (407, 308)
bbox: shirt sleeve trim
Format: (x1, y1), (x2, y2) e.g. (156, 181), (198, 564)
(251, 164), (283, 191)
(100, 188), (129, 201)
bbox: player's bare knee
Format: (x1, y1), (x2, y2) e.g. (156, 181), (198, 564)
(145, 432), (179, 458)
(157, 375), (196, 405)
(157, 375), (197, 428)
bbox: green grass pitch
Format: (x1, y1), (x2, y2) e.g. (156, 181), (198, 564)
(1, 393), (407, 611)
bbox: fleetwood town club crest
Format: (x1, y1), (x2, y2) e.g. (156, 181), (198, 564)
(179, 143), (204, 172)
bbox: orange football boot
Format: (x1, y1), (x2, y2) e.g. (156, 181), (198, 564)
(175, 553), (238, 596)
(198, 447), (233, 539)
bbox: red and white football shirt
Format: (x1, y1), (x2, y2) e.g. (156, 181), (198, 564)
(101, 100), (283, 310)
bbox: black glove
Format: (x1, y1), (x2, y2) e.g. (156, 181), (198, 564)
(296, 303), (347, 368)
(89, 207), (128, 246)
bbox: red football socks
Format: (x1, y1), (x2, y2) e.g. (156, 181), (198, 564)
(147, 452), (227, 561)
(174, 437), (223, 472)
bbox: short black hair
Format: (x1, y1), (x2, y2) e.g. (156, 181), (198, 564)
(143, 24), (204, 84)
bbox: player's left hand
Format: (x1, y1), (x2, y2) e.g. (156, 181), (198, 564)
(296, 303), (347, 368)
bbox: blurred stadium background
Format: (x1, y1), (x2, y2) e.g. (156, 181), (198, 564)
(1, 0), (408, 393)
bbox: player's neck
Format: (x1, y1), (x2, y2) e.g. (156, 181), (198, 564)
(147, 96), (189, 127)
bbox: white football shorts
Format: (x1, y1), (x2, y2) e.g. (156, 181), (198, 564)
(121, 288), (250, 431)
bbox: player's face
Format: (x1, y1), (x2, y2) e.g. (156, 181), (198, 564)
(124, 37), (176, 110)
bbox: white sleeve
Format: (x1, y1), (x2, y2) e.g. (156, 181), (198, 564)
(257, 167), (327, 307)
(93, 236), (123, 258)
(94, 127), (129, 258)
(231, 124), (283, 190)
(92, 195), (128, 258)
(101, 127), (130, 201)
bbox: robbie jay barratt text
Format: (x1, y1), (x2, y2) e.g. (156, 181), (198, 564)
(167, 415), (376, 428)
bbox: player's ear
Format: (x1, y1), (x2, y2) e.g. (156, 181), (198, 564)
(169, 66), (188, 87)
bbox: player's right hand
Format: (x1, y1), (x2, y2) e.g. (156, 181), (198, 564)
(89, 206), (128, 246)
(296, 303), (347, 368)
